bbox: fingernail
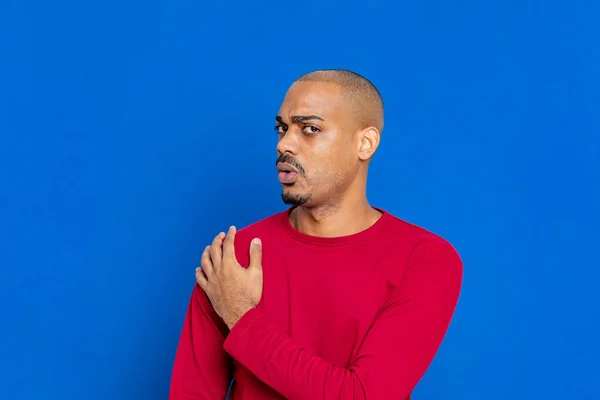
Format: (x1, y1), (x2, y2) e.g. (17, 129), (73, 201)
(252, 238), (262, 246)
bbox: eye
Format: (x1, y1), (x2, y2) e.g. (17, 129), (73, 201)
(274, 124), (287, 134)
(303, 125), (320, 135)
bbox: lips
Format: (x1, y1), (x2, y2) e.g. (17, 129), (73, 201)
(277, 163), (299, 184)
(277, 162), (298, 174)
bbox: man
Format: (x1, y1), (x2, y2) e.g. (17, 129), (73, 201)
(169, 69), (463, 399)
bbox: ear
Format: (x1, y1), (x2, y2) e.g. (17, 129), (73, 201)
(357, 127), (380, 161)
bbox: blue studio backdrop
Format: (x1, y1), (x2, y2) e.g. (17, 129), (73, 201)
(1, 1), (598, 399)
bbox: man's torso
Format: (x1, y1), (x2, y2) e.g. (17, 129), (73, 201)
(229, 209), (430, 399)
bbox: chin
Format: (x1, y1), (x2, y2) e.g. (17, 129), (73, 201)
(281, 188), (311, 206)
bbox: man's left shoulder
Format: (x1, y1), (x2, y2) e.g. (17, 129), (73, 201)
(380, 209), (463, 268)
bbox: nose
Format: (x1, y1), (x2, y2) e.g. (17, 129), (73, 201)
(276, 130), (299, 156)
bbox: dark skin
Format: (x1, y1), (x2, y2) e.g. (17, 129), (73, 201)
(196, 227), (263, 329)
(196, 80), (382, 329)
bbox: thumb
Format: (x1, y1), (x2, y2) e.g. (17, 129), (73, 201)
(249, 238), (263, 270)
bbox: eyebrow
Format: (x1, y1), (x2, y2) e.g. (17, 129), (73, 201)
(276, 115), (325, 124)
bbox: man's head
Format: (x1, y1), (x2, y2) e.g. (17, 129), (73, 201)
(275, 69), (384, 208)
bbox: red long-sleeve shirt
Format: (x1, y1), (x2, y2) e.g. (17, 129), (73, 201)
(169, 207), (463, 399)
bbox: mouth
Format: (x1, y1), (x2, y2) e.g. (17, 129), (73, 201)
(277, 163), (300, 185)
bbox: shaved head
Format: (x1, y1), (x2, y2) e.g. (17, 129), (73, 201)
(275, 69), (383, 210)
(295, 69), (384, 133)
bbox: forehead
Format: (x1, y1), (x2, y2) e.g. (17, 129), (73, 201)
(278, 81), (346, 119)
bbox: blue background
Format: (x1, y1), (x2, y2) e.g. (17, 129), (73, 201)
(1, 1), (598, 399)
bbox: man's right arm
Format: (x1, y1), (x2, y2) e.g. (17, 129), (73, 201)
(169, 284), (233, 400)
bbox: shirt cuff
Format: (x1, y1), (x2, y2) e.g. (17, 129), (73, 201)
(223, 307), (263, 357)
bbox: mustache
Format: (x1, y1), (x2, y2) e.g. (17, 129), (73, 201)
(276, 154), (306, 176)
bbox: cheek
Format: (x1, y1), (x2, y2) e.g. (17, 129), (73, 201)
(308, 149), (348, 182)
(304, 136), (353, 182)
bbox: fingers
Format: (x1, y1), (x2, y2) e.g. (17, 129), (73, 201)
(196, 266), (208, 289)
(200, 245), (214, 278)
(249, 238), (262, 270)
(210, 232), (225, 268)
(223, 226), (236, 258)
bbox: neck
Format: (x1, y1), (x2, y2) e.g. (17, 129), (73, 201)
(290, 194), (382, 238)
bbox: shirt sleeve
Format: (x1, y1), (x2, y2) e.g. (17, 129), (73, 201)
(222, 237), (463, 400)
(169, 284), (233, 400)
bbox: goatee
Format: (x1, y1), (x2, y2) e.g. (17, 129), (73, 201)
(281, 191), (311, 206)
